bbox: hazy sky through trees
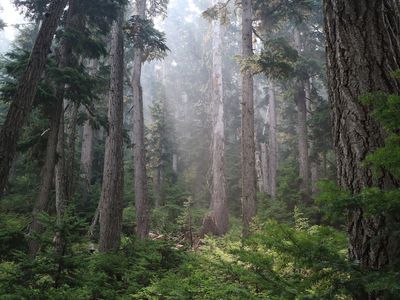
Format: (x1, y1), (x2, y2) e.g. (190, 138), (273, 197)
(0, 0), (26, 40)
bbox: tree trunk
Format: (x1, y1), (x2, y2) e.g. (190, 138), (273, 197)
(99, 11), (125, 253)
(324, 1), (400, 298)
(28, 98), (63, 256)
(132, 0), (149, 239)
(268, 81), (278, 199)
(0, 0), (69, 196)
(28, 1), (78, 256)
(64, 102), (79, 200)
(80, 108), (94, 203)
(200, 1), (229, 236)
(241, 0), (256, 238)
(260, 142), (269, 194)
(294, 28), (310, 202)
(255, 149), (264, 192)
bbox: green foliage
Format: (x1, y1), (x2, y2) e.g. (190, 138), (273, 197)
(125, 16), (169, 61)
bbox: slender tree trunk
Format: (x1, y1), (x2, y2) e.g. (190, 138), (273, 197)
(260, 142), (269, 194)
(99, 11), (125, 253)
(201, 1), (229, 236)
(294, 28), (310, 201)
(132, 0), (149, 239)
(80, 108), (94, 203)
(241, 0), (256, 237)
(255, 149), (264, 192)
(324, 1), (400, 299)
(268, 81), (278, 199)
(80, 60), (98, 204)
(0, 0), (69, 196)
(28, 98), (63, 256)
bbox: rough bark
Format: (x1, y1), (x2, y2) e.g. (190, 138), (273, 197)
(99, 11), (125, 253)
(132, 0), (150, 239)
(268, 81), (278, 199)
(0, 0), (69, 196)
(201, 1), (229, 236)
(324, 1), (400, 298)
(241, 0), (257, 238)
(64, 102), (79, 200)
(294, 28), (310, 201)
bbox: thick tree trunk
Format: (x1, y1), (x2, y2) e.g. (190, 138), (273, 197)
(324, 1), (400, 298)
(132, 0), (149, 239)
(64, 102), (79, 200)
(268, 81), (278, 199)
(294, 28), (310, 201)
(0, 0), (69, 196)
(241, 0), (256, 238)
(201, 2), (229, 236)
(99, 11), (125, 253)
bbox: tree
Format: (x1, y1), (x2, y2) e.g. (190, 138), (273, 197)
(324, 0), (400, 298)
(0, 0), (69, 196)
(200, 0), (229, 236)
(240, 0), (256, 237)
(99, 9), (125, 253)
(132, 0), (150, 239)
(267, 81), (278, 199)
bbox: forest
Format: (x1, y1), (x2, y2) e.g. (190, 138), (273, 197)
(0, 0), (399, 299)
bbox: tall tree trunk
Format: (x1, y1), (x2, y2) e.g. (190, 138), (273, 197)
(294, 28), (310, 202)
(99, 11), (125, 253)
(268, 81), (278, 199)
(80, 60), (98, 204)
(0, 0), (69, 196)
(260, 142), (269, 194)
(64, 102), (79, 200)
(324, 1), (400, 298)
(55, 107), (67, 227)
(255, 149), (264, 192)
(201, 1), (229, 236)
(80, 108), (94, 203)
(132, 0), (149, 239)
(28, 1), (78, 256)
(28, 98), (63, 256)
(241, 0), (256, 238)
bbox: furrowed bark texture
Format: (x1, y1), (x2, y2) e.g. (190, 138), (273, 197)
(201, 0), (229, 236)
(99, 12), (125, 253)
(132, 0), (149, 239)
(0, 0), (69, 196)
(241, 0), (257, 238)
(324, 0), (400, 298)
